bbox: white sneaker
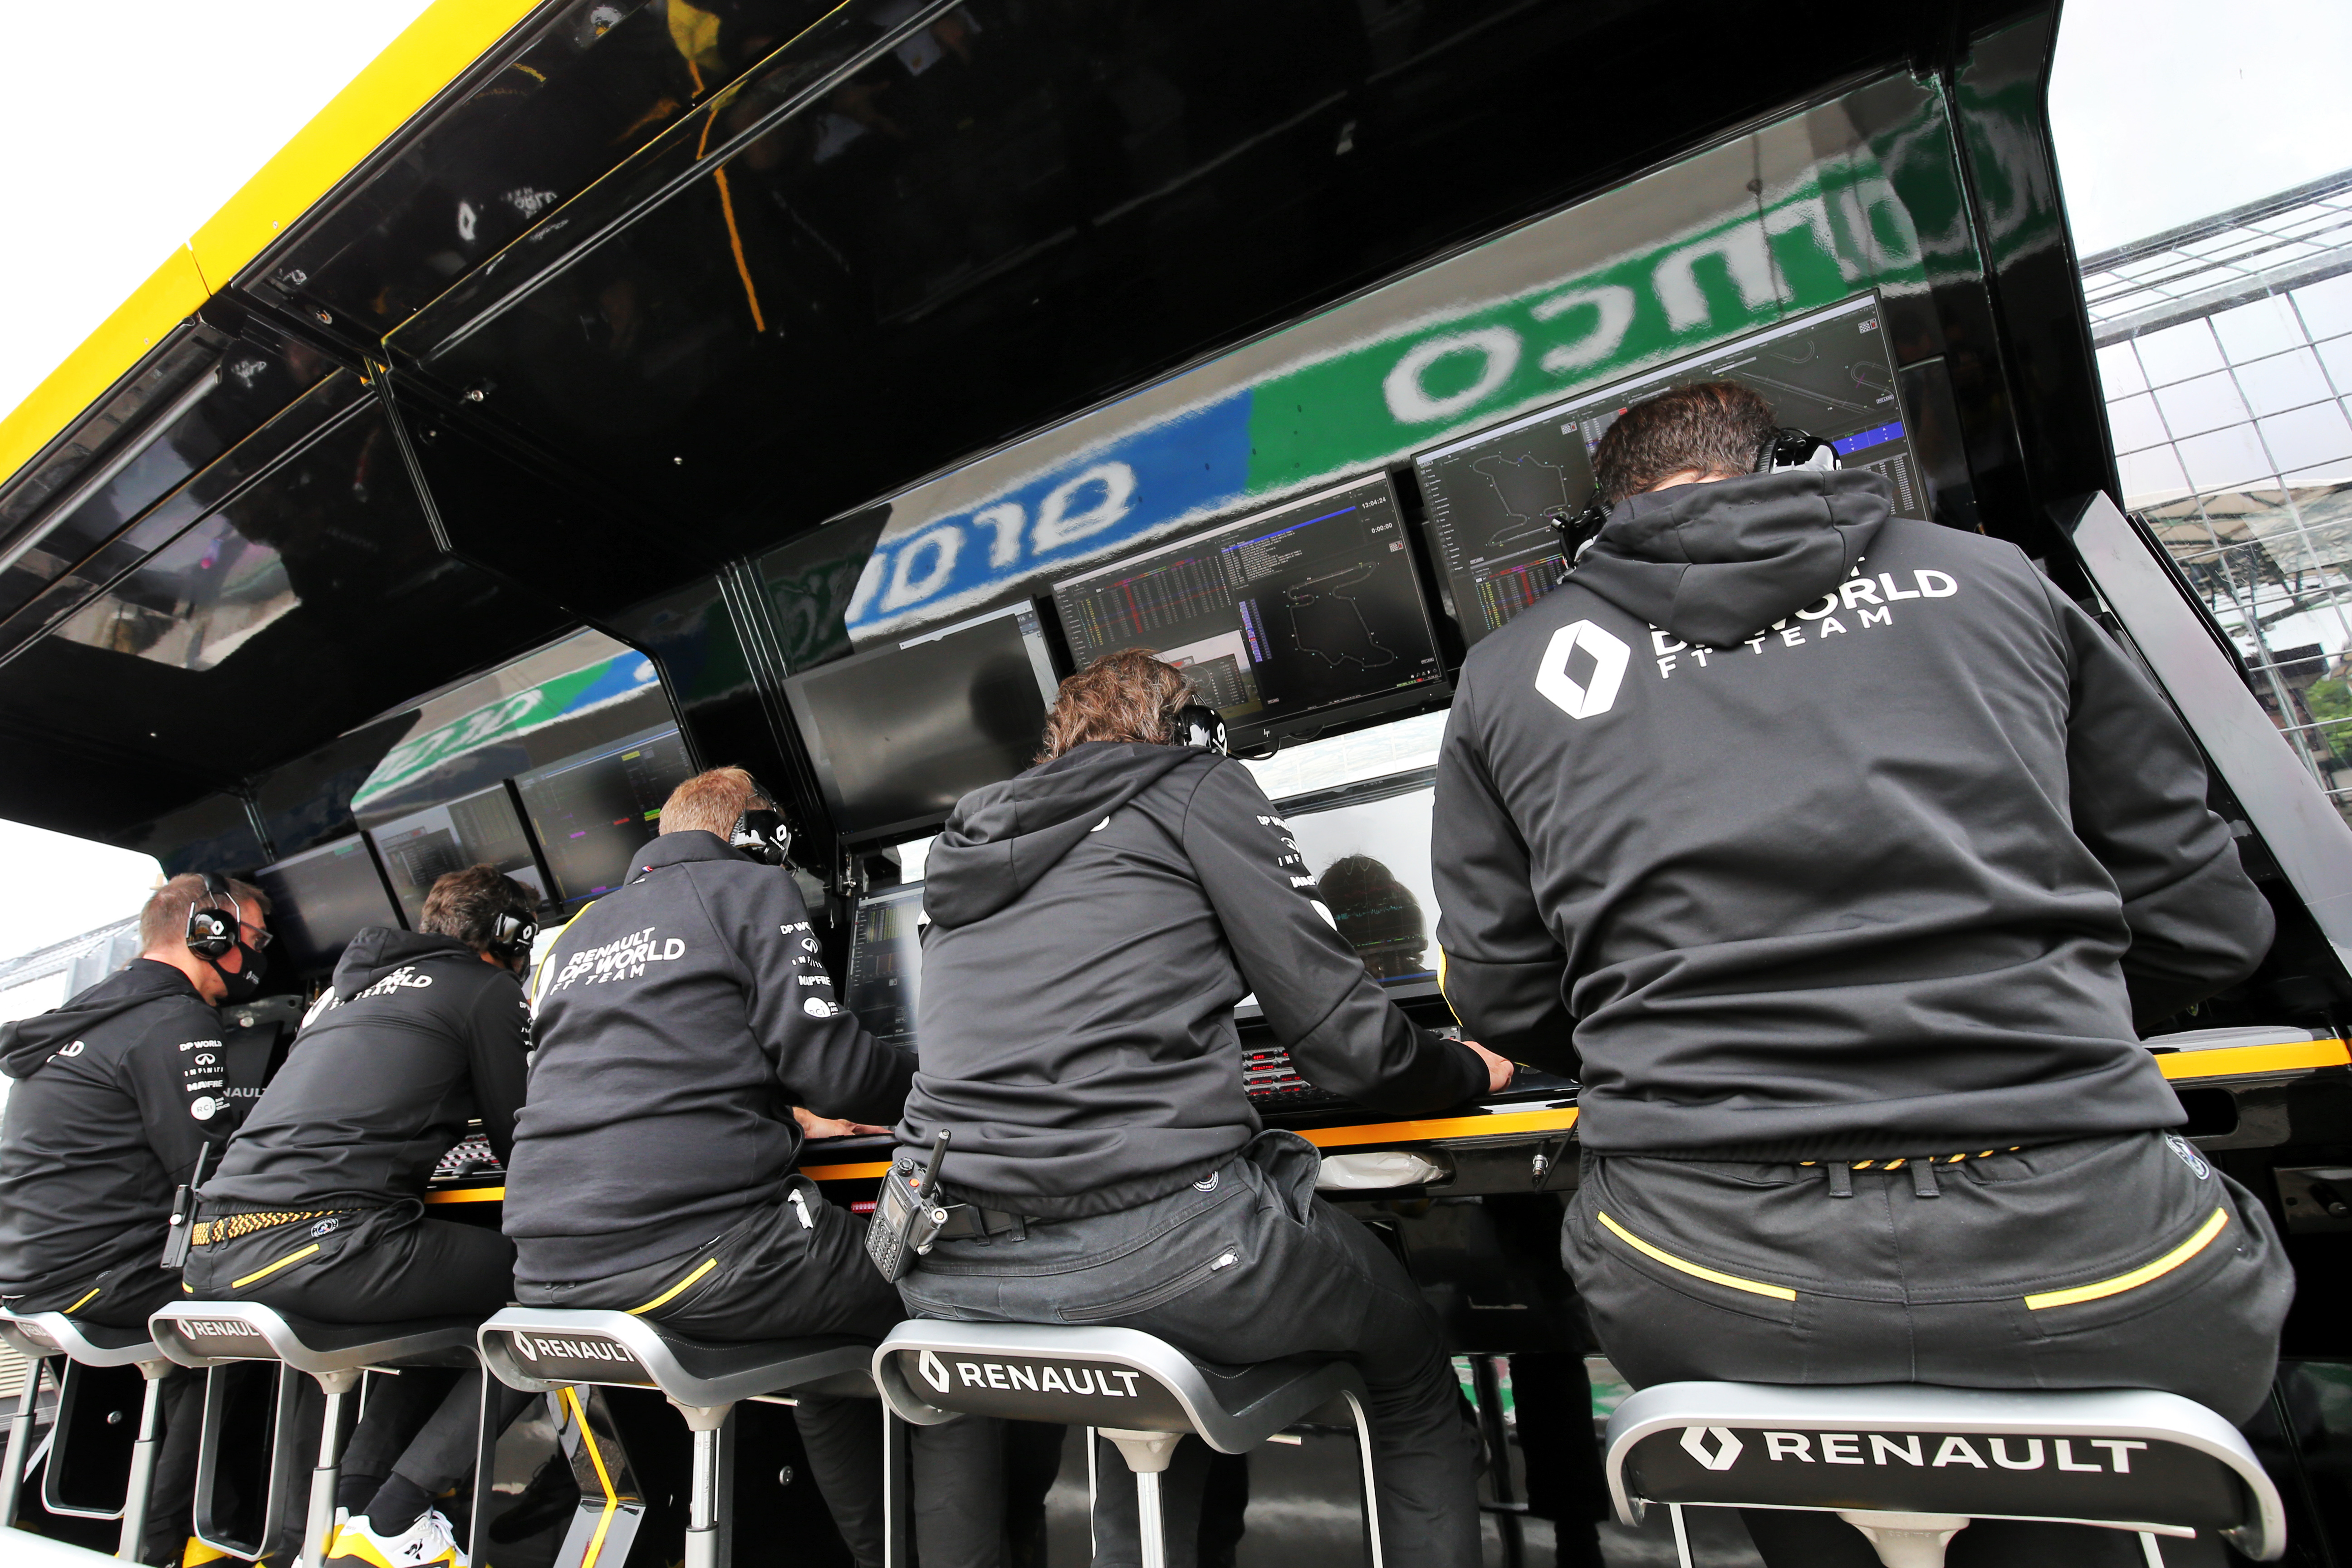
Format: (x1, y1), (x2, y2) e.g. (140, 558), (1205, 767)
(324, 1506), (466, 1568)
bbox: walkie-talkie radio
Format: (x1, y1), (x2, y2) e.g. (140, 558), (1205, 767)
(866, 1128), (952, 1284)
(160, 1141), (215, 1273)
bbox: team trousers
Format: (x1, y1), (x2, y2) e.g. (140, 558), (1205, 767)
(518, 1176), (1009, 1568)
(899, 1129), (1485, 1568)
(1563, 1130), (2296, 1567)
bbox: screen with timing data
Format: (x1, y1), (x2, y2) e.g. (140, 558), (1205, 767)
(512, 725), (696, 906)
(370, 785), (548, 926)
(1052, 473), (1444, 741)
(846, 882), (925, 1048)
(254, 835), (403, 974)
(1415, 292), (1917, 646)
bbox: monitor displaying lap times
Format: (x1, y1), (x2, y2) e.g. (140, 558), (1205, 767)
(1051, 473), (1446, 743)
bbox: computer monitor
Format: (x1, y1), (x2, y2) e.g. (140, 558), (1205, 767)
(1415, 292), (1918, 646)
(1283, 774), (1440, 989)
(253, 835), (403, 975)
(845, 882), (925, 1048)
(1051, 473), (1445, 742)
(512, 725), (696, 906)
(784, 604), (1060, 845)
(370, 785), (549, 926)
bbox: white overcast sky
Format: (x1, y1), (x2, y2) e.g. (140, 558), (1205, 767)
(0, 0), (2347, 968)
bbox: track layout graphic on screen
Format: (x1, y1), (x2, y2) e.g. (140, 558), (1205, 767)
(1053, 474), (1443, 736)
(1416, 293), (1918, 645)
(372, 786), (546, 925)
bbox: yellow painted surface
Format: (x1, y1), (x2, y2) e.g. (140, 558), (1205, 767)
(421, 1185), (505, 1203)
(2156, 1038), (2350, 1080)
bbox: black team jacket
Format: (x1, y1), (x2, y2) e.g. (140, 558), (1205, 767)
(202, 928), (528, 1212)
(0, 960), (248, 1303)
(1431, 467), (2274, 1161)
(898, 742), (1488, 1217)
(504, 831), (912, 1282)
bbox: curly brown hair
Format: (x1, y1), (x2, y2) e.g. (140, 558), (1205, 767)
(1036, 649), (1195, 762)
(1590, 379), (1779, 508)
(421, 864), (537, 953)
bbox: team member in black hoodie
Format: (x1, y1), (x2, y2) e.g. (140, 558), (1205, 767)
(896, 651), (1512, 1568)
(188, 863), (538, 1568)
(0, 871), (272, 1563)
(505, 767), (996, 1568)
(1432, 382), (2292, 1566)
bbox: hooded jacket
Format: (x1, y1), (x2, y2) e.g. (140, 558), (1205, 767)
(900, 742), (1487, 1217)
(1432, 468), (2273, 1160)
(504, 831), (914, 1282)
(202, 928), (529, 1213)
(0, 960), (254, 1300)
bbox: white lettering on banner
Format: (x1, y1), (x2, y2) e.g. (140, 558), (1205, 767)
(1739, 1429), (2144, 1475)
(884, 527), (964, 612)
(975, 502), (1026, 567)
(517, 1334), (638, 1367)
(1535, 621), (1631, 720)
(2055, 1440), (2103, 1473)
(1531, 285), (1637, 376)
(1764, 1433), (1812, 1462)
(1933, 1437), (1987, 1468)
(1820, 1434), (1864, 1465)
(180, 1320), (265, 1339)
(1870, 1435), (1924, 1466)
(1989, 1439), (2044, 1470)
(1383, 328), (1523, 423)
(1031, 464), (1139, 552)
(930, 1357), (1148, 1401)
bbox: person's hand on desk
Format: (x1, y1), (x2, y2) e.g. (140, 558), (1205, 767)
(793, 1107), (893, 1139)
(1464, 1040), (1515, 1094)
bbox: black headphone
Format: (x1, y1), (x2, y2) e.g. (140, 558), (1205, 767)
(1756, 427), (1840, 474)
(488, 905), (539, 965)
(186, 873), (239, 959)
(1170, 702), (1229, 756)
(729, 777), (794, 866)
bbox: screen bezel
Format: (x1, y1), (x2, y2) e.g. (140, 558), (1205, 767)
(367, 781), (555, 925)
(253, 832), (405, 975)
(510, 722), (693, 906)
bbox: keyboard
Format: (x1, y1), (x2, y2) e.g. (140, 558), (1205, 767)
(1243, 1048), (1352, 1113)
(431, 1132), (502, 1182)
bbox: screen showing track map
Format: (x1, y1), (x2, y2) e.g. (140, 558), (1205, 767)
(1052, 473), (1444, 739)
(1416, 293), (1917, 646)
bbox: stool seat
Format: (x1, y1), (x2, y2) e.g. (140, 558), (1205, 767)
(477, 1307), (874, 1408)
(148, 1300), (477, 1377)
(1604, 1381), (2287, 1566)
(0, 1310), (167, 1369)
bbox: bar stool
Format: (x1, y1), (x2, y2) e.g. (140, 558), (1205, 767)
(1602, 1380), (2287, 1566)
(148, 1303), (478, 1568)
(873, 1320), (1384, 1568)
(0, 1309), (178, 1560)
(476, 1307), (875, 1568)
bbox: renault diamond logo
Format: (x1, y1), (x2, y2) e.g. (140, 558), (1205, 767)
(1535, 621), (1630, 720)
(918, 1349), (951, 1394)
(1680, 1426), (1744, 1470)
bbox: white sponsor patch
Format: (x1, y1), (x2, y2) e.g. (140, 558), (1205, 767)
(189, 1097), (219, 1121)
(1535, 620), (1631, 720)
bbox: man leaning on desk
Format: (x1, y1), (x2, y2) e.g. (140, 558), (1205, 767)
(1430, 379), (2293, 1567)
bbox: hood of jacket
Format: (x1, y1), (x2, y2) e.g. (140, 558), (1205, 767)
(1567, 468), (1892, 647)
(924, 742), (1200, 929)
(331, 926), (483, 1001)
(0, 959), (201, 1079)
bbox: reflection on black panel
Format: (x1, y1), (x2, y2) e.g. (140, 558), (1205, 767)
(846, 883), (925, 1047)
(1416, 294), (1916, 645)
(1282, 778), (1439, 986)
(1053, 475), (1443, 740)
(371, 785), (548, 926)
(785, 605), (1058, 844)
(512, 726), (695, 906)
(255, 836), (403, 975)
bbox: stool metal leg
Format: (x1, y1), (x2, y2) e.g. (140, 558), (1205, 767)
(300, 1372), (359, 1568)
(881, 1403), (911, 1568)
(671, 1401), (732, 1568)
(2137, 1534), (2166, 1568)
(1099, 1430), (1182, 1568)
(0, 1357), (44, 1529)
(114, 1365), (170, 1560)
(1670, 1504), (1693, 1568)
(1341, 1390), (1385, 1568)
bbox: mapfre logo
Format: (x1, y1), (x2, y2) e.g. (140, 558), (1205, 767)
(1535, 621), (1631, 720)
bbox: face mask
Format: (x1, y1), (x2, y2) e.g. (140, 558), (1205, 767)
(209, 941), (268, 1003)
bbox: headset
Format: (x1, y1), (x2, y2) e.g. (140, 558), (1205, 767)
(1169, 701), (1230, 757)
(489, 902), (540, 966)
(1756, 426), (1840, 475)
(186, 872), (240, 959)
(729, 776), (795, 867)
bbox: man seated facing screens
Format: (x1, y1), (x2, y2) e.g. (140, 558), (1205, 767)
(187, 864), (539, 1568)
(0, 872), (272, 1565)
(1430, 381), (2292, 1567)
(504, 767), (1000, 1568)
(894, 650), (1514, 1568)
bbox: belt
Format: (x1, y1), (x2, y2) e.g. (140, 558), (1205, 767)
(1798, 1148), (2025, 1200)
(191, 1209), (353, 1247)
(932, 1203), (1036, 1242)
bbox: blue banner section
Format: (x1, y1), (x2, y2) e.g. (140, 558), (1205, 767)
(847, 391), (1254, 640)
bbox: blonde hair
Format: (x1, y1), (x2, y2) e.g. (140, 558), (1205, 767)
(658, 767), (772, 838)
(1036, 650), (1195, 762)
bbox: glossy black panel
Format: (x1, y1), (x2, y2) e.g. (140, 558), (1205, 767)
(0, 327), (223, 539)
(117, 794), (268, 880)
(389, 0), (2029, 585)
(251, 715), (415, 858)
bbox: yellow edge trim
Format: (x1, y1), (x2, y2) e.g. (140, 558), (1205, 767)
(2025, 1207), (2230, 1309)
(566, 1385), (622, 1568)
(63, 1286), (101, 1314)
(627, 1258), (717, 1316)
(1596, 1210), (1798, 1301)
(230, 1243), (319, 1291)
(182, 1536), (234, 1566)
(2157, 1039), (2349, 1080)
(423, 1187), (505, 1203)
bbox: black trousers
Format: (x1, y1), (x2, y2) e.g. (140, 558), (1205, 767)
(518, 1175), (1008, 1568)
(7, 1261), (201, 1565)
(183, 1203), (533, 1514)
(899, 1130), (1485, 1568)
(1564, 1130), (2296, 1568)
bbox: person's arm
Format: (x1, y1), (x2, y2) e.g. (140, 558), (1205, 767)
(2049, 586), (2275, 1024)
(1429, 676), (1578, 1071)
(465, 975), (533, 1166)
(1181, 759), (1490, 1112)
(119, 1012), (235, 1185)
(707, 867), (915, 1126)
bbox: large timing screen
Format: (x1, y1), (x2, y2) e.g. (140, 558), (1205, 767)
(1052, 474), (1443, 740)
(845, 882), (925, 1048)
(786, 605), (1060, 845)
(254, 835), (402, 974)
(371, 786), (548, 926)
(512, 725), (696, 906)
(1416, 293), (1917, 645)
